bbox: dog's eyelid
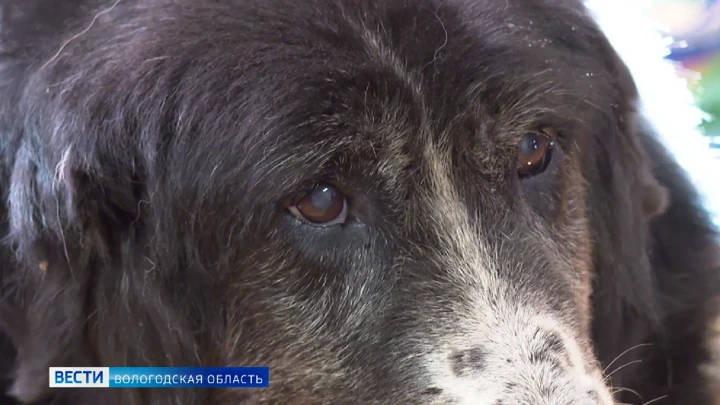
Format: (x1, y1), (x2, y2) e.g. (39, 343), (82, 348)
(536, 126), (559, 140)
(285, 179), (350, 203)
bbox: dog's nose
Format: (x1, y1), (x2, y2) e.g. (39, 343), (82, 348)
(424, 324), (615, 405)
(450, 348), (487, 377)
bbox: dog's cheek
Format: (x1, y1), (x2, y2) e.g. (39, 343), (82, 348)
(214, 232), (391, 404)
(216, 255), (337, 402)
(544, 152), (594, 328)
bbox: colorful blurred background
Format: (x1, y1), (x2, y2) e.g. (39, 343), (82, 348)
(646, 0), (720, 154)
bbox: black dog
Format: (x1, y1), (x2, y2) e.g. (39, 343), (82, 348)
(1, 0), (719, 404)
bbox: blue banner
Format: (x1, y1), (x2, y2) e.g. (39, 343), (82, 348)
(49, 367), (269, 388)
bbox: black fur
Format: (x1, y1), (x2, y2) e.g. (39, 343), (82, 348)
(0, 0), (719, 404)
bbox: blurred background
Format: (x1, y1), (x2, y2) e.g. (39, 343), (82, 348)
(639, 0), (720, 225)
(646, 0), (719, 150)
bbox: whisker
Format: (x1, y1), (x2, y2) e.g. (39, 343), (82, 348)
(643, 395), (668, 405)
(603, 343), (653, 374)
(605, 360), (643, 382)
(611, 386), (644, 402)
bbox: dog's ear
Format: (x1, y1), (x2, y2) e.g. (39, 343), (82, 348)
(1, 20), (212, 403)
(2, 132), (144, 403)
(583, 8), (720, 397)
(578, 20), (671, 367)
(0, 5), (105, 400)
(0, 5), (151, 399)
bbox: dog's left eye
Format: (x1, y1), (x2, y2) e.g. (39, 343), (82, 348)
(288, 183), (348, 226)
(517, 129), (555, 178)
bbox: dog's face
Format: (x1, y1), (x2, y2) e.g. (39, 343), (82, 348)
(1, 0), (681, 404)
(180, 0), (649, 403)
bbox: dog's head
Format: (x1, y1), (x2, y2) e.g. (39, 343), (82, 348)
(2, 0), (710, 404)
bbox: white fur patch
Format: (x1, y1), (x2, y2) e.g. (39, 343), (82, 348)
(420, 143), (613, 404)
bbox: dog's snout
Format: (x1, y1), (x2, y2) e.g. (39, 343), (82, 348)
(427, 321), (615, 405)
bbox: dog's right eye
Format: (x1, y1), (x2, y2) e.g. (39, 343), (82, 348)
(288, 184), (348, 226)
(517, 129), (555, 179)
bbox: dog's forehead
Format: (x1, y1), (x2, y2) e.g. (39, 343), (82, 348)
(198, 0), (618, 206)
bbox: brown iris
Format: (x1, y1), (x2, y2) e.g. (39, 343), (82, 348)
(517, 130), (554, 178)
(288, 183), (348, 225)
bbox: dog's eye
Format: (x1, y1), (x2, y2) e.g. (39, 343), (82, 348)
(517, 130), (554, 178)
(288, 184), (348, 226)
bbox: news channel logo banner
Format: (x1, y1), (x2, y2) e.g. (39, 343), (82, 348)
(49, 367), (269, 388)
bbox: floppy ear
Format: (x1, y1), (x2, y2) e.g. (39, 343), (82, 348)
(582, 34), (669, 360)
(1, 19), (212, 405)
(636, 120), (720, 401)
(583, 2), (720, 400)
(1, 133), (144, 403)
(0, 5), (155, 400)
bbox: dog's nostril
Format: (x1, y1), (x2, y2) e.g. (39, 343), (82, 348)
(545, 331), (564, 355)
(449, 347), (487, 377)
(421, 387), (443, 396)
(534, 329), (572, 367)
(587, 389), (603, 403)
